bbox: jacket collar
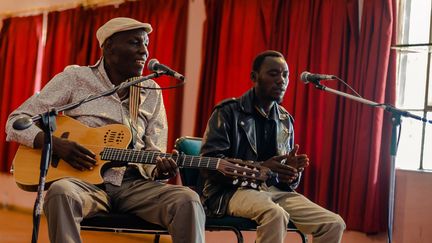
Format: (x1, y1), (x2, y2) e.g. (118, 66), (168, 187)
(239, 88), (289, 121)
(238, 88), (256, 114)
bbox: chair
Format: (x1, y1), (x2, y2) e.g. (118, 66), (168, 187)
(81, 137), (308, 243)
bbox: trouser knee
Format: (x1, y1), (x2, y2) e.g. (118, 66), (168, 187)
(176, 187), (202, 205)
(46, 179), (80, 199)
(260, 206), (289, 227)
(328, 214), (346, 234)
(168, 187), (205, 226)
(44, 180), (82, 213)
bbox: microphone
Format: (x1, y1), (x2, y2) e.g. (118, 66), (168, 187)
(148, 59), (185, 81)
(12, 115), (34, 130)
(300, 71), (335, 84)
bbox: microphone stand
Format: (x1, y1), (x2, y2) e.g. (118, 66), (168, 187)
(13, 72), (163, 243)
(30, 109), (56, 243)
(309, 81), (431, 243)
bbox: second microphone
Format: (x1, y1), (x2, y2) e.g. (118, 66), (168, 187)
(300, 71), (335, 84)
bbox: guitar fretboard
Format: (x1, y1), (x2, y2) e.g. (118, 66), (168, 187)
(100, 147), (220, 169)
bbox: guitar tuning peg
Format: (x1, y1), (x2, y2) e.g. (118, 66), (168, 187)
(241, 180), (248, 187)
(232, 178), (239, 185)
(250, 182), (257, 189)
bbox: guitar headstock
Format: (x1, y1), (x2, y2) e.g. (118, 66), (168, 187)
(216, 158), (274, 189)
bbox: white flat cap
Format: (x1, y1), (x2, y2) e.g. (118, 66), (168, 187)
(96, 17), (152, 47)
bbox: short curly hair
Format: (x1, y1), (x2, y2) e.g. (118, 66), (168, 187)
(252, 50), (285, 72)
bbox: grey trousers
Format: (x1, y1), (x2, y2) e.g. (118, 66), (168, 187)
(228, 186), (346, 243)
(43, 177), (205, 243)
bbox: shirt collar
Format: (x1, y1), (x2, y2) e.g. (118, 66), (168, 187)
(92, 58), (115, 88)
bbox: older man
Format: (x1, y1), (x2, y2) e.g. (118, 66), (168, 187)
(6, 17), (205, 243)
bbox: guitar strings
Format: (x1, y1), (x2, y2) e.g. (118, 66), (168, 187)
(101, 147), (263, 179)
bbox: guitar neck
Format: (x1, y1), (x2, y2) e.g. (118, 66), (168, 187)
(100, 147), (220, 169)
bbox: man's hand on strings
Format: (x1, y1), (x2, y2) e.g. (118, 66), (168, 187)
(153, 149), (179, 179)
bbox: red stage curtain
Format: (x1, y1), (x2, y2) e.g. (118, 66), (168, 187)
(195, 0), (272, 134)
(41, 8), (87, 86)
(0, 15), (43, 172)
(195, 0), (396, 233)
(41, 0), (188, 151)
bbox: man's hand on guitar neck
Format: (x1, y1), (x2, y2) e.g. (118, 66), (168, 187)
(34, 132), (97, 171)
(152, 149), (179, 180)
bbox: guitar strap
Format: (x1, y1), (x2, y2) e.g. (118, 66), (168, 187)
(104, 107), (137, 186)
(127, 77), (142, 148)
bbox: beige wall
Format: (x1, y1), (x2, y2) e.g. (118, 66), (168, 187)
(181, 0), (204, 137)
(393, 170), (432, 243)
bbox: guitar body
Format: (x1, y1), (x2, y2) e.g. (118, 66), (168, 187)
(13, 116), (132, 191)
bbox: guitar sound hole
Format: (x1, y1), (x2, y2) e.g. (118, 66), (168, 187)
(104, 130), (125, 145)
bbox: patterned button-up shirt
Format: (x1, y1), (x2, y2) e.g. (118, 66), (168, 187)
(6, 59), (168, 185)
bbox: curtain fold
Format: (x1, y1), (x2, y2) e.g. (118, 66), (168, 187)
(0, 15), (43, 172)
(42, 8), (86, 86)
(195, 0), (396, 233)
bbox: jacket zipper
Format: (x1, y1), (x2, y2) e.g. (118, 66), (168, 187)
(216, 194), (224, 215)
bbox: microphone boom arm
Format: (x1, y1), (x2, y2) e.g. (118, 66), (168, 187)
(313, 83), (431, 123)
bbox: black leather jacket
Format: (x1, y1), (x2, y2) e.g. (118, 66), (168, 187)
(200, 88), (300, 217)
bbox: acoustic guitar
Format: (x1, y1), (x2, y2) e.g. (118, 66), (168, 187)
(12, 115), (270, 191)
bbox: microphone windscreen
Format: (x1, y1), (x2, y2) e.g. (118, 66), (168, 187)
(12, 116), (33, 130)
(147, 59), (159, 72)
(300, 71), (311, 83)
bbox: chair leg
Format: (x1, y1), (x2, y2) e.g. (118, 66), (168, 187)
(297, 231), (308, 243)
(154, 234), (160, 243)
(230, 228), (244, 243)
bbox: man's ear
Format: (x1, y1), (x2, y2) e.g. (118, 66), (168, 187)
(103, 38), (113, 54)
(250, 71), (257, 82)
